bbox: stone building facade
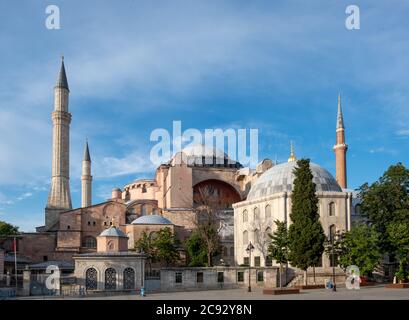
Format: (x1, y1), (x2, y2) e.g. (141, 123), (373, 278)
(73, 226), (146, 291)
(1, 58), (357, 291)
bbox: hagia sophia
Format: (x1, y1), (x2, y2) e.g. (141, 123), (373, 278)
(0, 58), (361, 291)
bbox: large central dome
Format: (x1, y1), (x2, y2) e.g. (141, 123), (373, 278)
(247, 161), (341, 200)
(170, 144), (242, 168)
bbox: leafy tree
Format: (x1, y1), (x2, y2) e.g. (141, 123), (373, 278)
(387, 222), (409, 282)
(185, 231), (208, 267)
(288, 159), (326, 285)
(135, 231), (156, 271)
(332, 225), (381, 277)
(358, 162), (409, 254)
(154, 227), (180, 267)
(0, 220), (19, 236)
(268, 220), (289, 288)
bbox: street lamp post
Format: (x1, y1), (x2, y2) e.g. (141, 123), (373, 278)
(330, 235), (337, 292)
(140, 248), (145, 296)
(246, 242), (255, 293)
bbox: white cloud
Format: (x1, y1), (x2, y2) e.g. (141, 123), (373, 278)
(94, 151), (156, 178)
(369, 147), (398, 155)
(397, 129), (409, 137)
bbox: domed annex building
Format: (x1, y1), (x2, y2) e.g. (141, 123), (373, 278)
(234, 94), (353, 269)
(233, 156), (352, 268)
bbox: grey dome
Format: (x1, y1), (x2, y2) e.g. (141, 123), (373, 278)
(99, 226), (127, 237)
(247, 161), (341, 200)
(131, 215), (172, 225)
(169, 144), (242, 168)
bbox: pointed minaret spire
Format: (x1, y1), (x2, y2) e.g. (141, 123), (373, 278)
(55, 55), (69, 91)
(81, 139), (92, 208)
(333, 93), (348, 189)
(288, 140), (297, 162)
(337, 93), (344, 129)
(83, 138), (91, 162)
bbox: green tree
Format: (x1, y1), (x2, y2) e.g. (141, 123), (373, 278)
(387, 222), (409, 282)
(288, 159), (326, 285)
(333, 225), (381, 277)
(0, 220), (19, 236)
(268, 220), (289, 288)
(154, 227), (180, 267)
(185, 231), (208, 267)
(135, 231), (156, 271)
(359, 162), (409, 254)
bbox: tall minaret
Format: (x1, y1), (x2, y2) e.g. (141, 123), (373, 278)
(45, 57), (72, 230)
(81, 140), (92, 207)
(333, 94), (348, 189)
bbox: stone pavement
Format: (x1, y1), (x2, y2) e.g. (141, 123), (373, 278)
(20, 285), (409, 300)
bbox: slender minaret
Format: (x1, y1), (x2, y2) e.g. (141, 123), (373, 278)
(81, 140), (92, 207)
(333, 94), (348, 189)
(45, 57), (72, 230)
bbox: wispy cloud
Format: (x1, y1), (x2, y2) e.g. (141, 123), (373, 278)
(369, 147), (398, 155)
(396, 129), (409, 137)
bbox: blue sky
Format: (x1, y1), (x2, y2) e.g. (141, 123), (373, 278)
(0, 0), (408, 231)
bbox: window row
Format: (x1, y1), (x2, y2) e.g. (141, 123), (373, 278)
(242, 205), (271, 222)
(242, 202), (338, 222)
(85, 267), (136, 291)
(242, 228), (271, 245)
(175, 271), (265, 284)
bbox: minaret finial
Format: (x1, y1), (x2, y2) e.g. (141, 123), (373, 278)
(288, 140), (296, 162)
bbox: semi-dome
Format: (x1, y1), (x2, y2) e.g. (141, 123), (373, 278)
(247, 161), (341, 200)
(169, 143), (242, 168)
(99, 226), (127, 237)
(131, 215), (172, 225)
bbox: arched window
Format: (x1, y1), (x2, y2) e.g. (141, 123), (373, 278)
(329, 202), (336, 216)
(85, 268), (97, 290)
(243, 230), (248, 245)
(329, 224), (336, 242)
(253, 207), (260, 220)
(107, 240), (115, 251)
(82, 236), (97, 248)
(105, 268), (117, 290)
(243, 210), (248, 223)
(123, 268), (135, 290)
(265, 205), (271, 219)
(254, 229), (260, 242)
(223, 246), (228, 256)
(355, 204), (362, 215)
(141, 204), (146, 216)
(229, 247), (234, 257)
(265, 227), (271, 236)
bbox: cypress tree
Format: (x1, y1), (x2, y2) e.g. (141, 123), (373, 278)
(288, 159), (326, 285)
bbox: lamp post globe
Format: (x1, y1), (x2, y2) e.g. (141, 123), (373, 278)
(246, 242), (255, 292)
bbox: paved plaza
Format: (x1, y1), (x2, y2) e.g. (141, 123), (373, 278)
(20, 285), (409, 300)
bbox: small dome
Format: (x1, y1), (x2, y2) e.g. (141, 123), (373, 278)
(247, 161), (341, 200)
(131, 215), (172, 225)
(99, 226), (127, 237)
